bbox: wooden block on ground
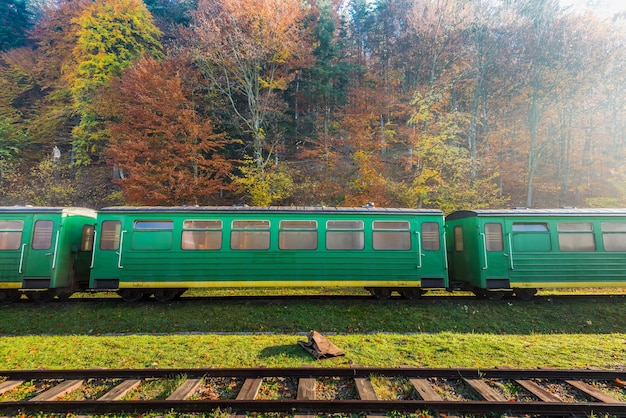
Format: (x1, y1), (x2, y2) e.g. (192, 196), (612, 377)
(167, 378), (204, 400)
(0, 380), (24, 395)
(565, 380), (624, 404)
(30, 380), (83, 402)
(515, 379), (561, 403)
(463, 378), (507, 402)
(98, 379), (141, 401)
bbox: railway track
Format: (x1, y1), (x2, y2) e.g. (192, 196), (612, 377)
(10, 292), (626, 305)
(1, 367), (625, 416)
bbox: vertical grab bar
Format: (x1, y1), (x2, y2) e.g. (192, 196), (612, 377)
(480, 232), (488, 270)
(117, 230), (127, 269)
(18, 244), (27, 273)
(51, 230), (60, 270)
(90, 230), (98, 269)
(507, 233), (515, 270)
(415, 231), (423, 269)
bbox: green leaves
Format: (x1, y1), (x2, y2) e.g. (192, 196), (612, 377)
(70, 0), (163, 165)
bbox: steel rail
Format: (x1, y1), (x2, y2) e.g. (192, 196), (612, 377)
(0, 367), (624, 416)
(0, 366), (624, 380)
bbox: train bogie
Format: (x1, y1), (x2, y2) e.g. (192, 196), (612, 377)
(0, 207), (97, 302)
(446, 209), (626, 298)
(89, 206), (449, 299)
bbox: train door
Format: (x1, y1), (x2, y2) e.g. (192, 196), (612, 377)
(418, 220), (447, 288)
(89, 218), (123, 290)
(20, 215), (57, 289)
(478, 220), (510, 289)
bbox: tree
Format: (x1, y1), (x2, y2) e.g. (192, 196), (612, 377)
(70, 0), (162, 165)
(106, 56), (233, 205)
(0, 0), (32, 51)
(190, 0), (308, 168)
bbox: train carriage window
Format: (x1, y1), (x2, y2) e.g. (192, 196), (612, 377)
(422, 222), (441, 251)
(32, 220), (53, 250)
(0, 220), (23, 250)
(80, 225), (95, 252)
(231, 220), (270, 250)
(512, 223), (551, 252)
(558, 222), (595, 252)
(182, 220), (222, 250)
(132, 220), (174, 250)
(454, 226), (464, 252)
(134, 220), (174, 230)
(100, 221), (121, 250)
(326, 220), (364, 250)
(279, 220), (317, 250)
(601, 222), (626, 252)
(485, 223), (503, 252)
(372, 221), (411, 250)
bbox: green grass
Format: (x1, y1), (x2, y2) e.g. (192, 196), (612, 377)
(2, 332), (622, 370)
(1, 291), (624, 335)
(0, 290), (624, 370)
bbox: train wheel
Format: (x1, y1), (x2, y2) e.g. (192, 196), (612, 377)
(514, 288), (537, 301)
(399, 288), (423, 300)
(56, 290), (74, 301)
(366, 287), (392, 299)
(26, 290), (54, 303)
(0, 290), (21, 304)
(117, 289), (144, 303)
(154, 289), (179, 302)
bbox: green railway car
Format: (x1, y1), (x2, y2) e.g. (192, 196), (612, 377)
(89, 206), (448, 301)
(446, 209), (626, 299)
(0, 207), (96, 302)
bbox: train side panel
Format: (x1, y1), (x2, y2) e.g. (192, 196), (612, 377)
(0, 207), (96, 301)
(447, 209), (626, 294)
(89, 207), (448, 295)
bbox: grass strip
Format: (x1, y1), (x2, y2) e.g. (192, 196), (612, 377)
(0, 333), (623, 370)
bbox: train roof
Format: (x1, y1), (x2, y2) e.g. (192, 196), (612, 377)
(446, 208), (626, 220)
(99, 206), (443, 215)
(0, 206), (96, 217)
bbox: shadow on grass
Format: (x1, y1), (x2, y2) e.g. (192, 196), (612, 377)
(258, 344), (313, 360)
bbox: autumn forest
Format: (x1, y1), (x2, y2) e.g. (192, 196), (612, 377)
(1, 0), (625, 212)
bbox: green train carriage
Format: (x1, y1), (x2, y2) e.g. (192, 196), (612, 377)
(446, 209), (626, 299)
(0, 207), (96, 302)
(89, 206), (448, 301)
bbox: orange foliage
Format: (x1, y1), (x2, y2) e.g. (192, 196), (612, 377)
(105, 56), (233, 205)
